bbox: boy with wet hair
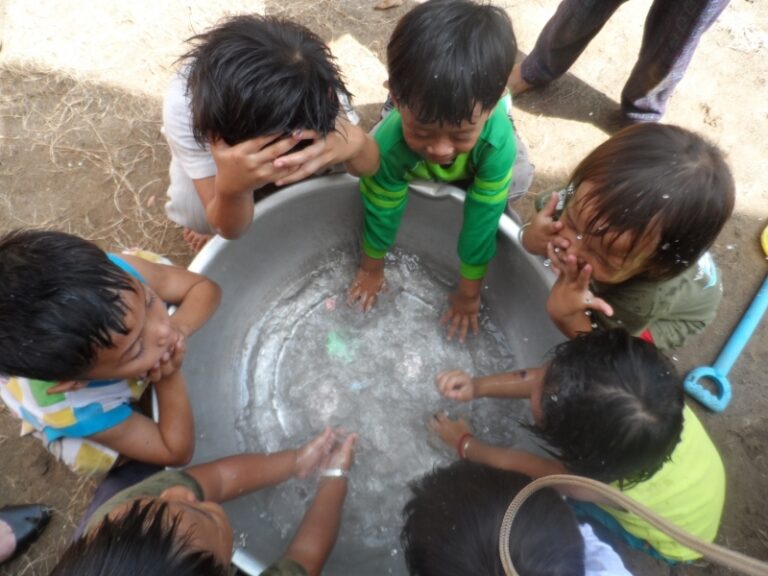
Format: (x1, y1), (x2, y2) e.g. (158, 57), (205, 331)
(51, 429), (357, 576)
(0, 230), (221, 473)
(521, 123), (735, 348)
(164, 14), (378, 246)
(432, 329), (726, 563)
(402, 461), (631, 576)
(347, 0), (531, 342)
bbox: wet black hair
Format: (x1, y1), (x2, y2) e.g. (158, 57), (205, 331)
(0, 229), (136, 381)
(387, 0), (516, 125)
(50, 500), (228, 576)
(184, 14), (351, 146)
(568, 123), (735, 281)
(532, 329), (684, 487)
(402, 461), (585, 576)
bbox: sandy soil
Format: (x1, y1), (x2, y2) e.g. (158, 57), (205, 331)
(0, 1), (766, 574)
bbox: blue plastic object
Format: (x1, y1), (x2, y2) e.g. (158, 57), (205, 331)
(685, 275), (768, 412)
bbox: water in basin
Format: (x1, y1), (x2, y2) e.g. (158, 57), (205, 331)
(233, 246), (529, 564)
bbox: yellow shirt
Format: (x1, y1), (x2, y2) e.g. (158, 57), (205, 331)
(600, 406), (726, 561)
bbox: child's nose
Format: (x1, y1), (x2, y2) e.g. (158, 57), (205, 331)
(427, 140), (453, 157)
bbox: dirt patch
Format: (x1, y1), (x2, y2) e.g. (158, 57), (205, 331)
(1, 1), (767, 574)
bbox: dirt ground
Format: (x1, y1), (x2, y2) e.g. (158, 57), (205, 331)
(0, 1), (766, 574)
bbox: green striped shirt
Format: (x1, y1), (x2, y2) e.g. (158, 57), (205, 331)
(360, 100), (517, 280)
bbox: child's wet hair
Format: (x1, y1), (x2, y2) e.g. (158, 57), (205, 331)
(184, 14), (351, 146)
(533, 329), (684, 487)
(0, 229), (135, 381)
(568, 123), (734, 281)
(50, 499), (228, 576)
(387, 0), (517, 125)
(401, 460), (585, 576)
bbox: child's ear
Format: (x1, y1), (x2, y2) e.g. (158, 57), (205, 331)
(46, 380), (86, 394)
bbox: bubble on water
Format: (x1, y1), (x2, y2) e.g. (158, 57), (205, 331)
(543, 258), (552, 267)
(390, 549), (399, 556)
(660, 243), (671, 251)
(591, 323), (598, 329)
(550, 394), (558, 402)
(726, 244), (735, 251)
(662, 194), (670, 199)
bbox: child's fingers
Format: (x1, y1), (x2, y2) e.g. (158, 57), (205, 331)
(546, 242), (564, 275)
(577, 262), (593, 288)
(445, 314), (461, 341)
(589, 296), (614, 318)
(470, 314), (480, 336)
(541, 190), (560, 217)
(458, 316), (470, 343)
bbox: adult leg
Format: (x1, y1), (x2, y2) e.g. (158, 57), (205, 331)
(519, 0), (628, 87)
(621, 0), (730, 122)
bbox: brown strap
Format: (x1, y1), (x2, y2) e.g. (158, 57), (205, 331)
(499, 475), (768, 576)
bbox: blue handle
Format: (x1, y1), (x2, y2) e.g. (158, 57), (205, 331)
(712, 275), (768, 374)
(684, 274), (768, 412)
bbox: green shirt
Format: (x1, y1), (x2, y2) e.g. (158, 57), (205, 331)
(535, 189), (722, 349)
(360, 100), (517, 280)
(600, 406), (726, 561)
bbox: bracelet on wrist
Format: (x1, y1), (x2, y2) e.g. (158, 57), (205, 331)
(457, 433), (474, 460)
(517, 222), (532, 245)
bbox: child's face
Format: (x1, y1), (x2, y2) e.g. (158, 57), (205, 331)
(397, 103), (491, 165)
(109, 486), (233, 564)
(84, 279), (180, 381)
(560, 181), (660, 284)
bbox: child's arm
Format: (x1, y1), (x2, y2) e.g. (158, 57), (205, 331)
(282, 434), (357, 576)
(272, 119), (380, 182)
(184, 428), (335, 503)
(546, 249), (613, 339)
(90, 369), (194, 466)
(436, 366), (545, 401)
(430, 412), (565, 478)
(120, 254), (221, 339)
(202, 134), (306, 239)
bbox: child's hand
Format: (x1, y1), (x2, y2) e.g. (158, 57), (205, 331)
(429, 411), (472, 451)
(347, 258), (386, 312)
(441, 278), (481, 342)
(546, 247), (614, 337)
(272, 118), (368, 186)
(522, 192), (569, 257)
(294, 427), (336, 478)
(148, 329), (186, 383)
(320, 432), (358, 475)
(210, 134), (304, 196)
(435, 370), (475, 401)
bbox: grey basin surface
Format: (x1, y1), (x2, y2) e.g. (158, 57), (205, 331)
(184, 174), (561, 574)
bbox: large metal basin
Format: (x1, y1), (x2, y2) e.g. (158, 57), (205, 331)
(184, 174), (560, 574)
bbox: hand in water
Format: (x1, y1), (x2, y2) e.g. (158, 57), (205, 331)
(294, 427), (335, 478)
(429, 411), (472, 452)
(347, 262), (385, 312)
(320, 432), (358, 475)
(435, 369), (475, 401)
(440, 289), (480, 343)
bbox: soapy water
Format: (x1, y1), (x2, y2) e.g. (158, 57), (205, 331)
(235, 247), (530, 557)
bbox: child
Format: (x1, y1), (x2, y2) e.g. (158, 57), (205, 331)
(521, 123), (735, 349)
(164, 14), (378, 247)
(430, 329), (726, 563)
(50, 428), (357, 576)
(346, 0), (529, 343)
(0, 230), (221, 474)
(402, 460), (631, 576)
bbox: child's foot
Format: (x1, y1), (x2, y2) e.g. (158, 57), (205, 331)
(508, 63), (533, 97)
(182, 228), (212, 253)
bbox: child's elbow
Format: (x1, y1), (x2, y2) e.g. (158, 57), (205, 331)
(166, 438), (195, 467)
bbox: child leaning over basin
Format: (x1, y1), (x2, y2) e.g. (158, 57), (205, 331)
(0, 230), (221, 474)
(347, 0), (533, 343)
(163, 14), (378, 249)
(431, 329), (725, 564)
(521, 123), (735, 349)
(50, 429), (357, 576)
(402, 460), (631, 576)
